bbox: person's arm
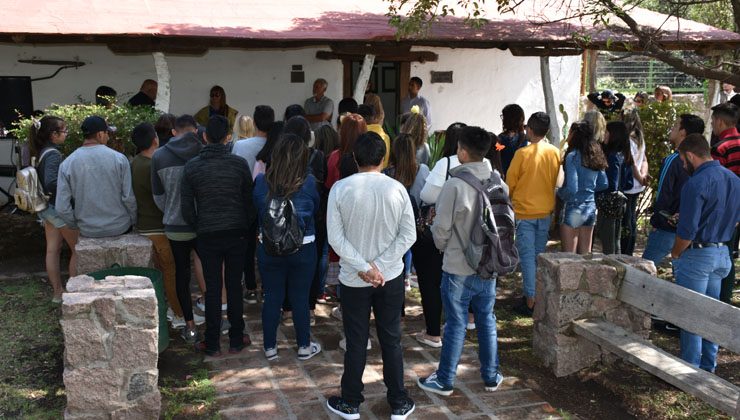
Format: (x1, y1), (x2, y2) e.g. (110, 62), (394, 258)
(431, 182), (457, 251)
(711, 144), (728, 167)
(505, 151), (522, 200)
(372, 191), (417, 273)
(150, 155), (166, 212)
(672, 182), (702, 258)
(423, 98), (432, 129)
(557, 155), (577, 201)
(587, 93), (604, 109)
(326, 186), (372, 273)
(55, 162), (75, 226)
(621, 164), (634, 191)
(304, 98), (332, 123)
(180, 167), (197, 228)
(596, 169), (609, 192)
(615, 93), (626, 109)
(241, 164), (255, 225)
(120, 157), (137, 226)
(419, 157), (446, 204)
(42, 151), (62, 196)
(605, 154), (620, 192)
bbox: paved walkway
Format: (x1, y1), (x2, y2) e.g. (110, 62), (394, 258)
(205, 292), (562, 419)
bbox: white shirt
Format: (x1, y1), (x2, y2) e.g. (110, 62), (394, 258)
(419, 155), (492, 204)
(625, 138), (646, 194)
(327, 172), (416, 288)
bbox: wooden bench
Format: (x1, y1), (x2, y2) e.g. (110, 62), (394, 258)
(573, 260), (740, 417)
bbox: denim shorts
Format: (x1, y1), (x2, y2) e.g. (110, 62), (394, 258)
(560, 201), (597, 228)
(37, 205), (67, 229)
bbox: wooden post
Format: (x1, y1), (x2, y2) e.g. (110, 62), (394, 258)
(353, 54), (375, 105)
(152, 52), (170, 113)
(540, 56), (561, 145)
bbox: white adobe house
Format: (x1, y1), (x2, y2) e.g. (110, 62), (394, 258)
(0, 0), (738, 203)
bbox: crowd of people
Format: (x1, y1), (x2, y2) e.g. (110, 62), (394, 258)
(25, 77), (740, 419)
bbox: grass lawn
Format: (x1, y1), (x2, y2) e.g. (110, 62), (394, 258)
(0, 276), (218, 419)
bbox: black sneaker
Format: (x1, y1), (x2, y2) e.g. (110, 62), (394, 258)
(244, 290), (258, 304)
(391, 398), (415, 420)
(513, 297), (534, 317)
(326, 396), (359, 420)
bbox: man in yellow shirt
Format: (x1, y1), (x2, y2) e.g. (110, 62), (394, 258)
(358, 104), (391, 168)
(506, 112), (561, 316)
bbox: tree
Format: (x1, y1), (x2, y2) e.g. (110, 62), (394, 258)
(386, 0), (740, 85)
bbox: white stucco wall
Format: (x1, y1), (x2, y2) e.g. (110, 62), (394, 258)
(0, 44), (343, 120)
(410, 47), (582, 136)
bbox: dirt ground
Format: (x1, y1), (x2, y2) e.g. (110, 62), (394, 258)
(1, 211), (738, 419)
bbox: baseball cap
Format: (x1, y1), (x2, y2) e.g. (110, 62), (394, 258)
(81, 115), (117, 136)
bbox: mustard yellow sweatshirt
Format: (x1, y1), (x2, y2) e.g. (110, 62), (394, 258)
(505, 141), (561, 220)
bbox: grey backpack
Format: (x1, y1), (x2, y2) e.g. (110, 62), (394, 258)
(452, 170), (519, 279)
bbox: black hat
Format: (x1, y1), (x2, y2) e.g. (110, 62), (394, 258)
(81, 115), (116, 136)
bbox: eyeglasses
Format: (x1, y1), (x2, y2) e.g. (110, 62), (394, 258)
(56, 129), (69, 134)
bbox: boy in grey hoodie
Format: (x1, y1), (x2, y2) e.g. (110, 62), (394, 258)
(151, 114), (204, 342)
(417, 126), (506, 396)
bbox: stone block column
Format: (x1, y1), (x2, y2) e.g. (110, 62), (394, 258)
(76, 234), (153, 274)
(532, 253), (654, 377)
(62, 274), (160, 419)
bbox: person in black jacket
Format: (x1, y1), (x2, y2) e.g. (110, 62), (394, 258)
(587, 89), (626, 117)
(181, 115), (256, 357)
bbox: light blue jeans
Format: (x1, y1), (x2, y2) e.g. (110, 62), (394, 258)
(673, 246), (731, 372)
(436, 272), (499, 387)
(642, 228), (676, 266)
(515, 216), (551, 298)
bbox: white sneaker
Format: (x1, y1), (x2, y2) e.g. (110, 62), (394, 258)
(167, 307), (174, 322)
(466, 322), (476, 330)
(265, 347), (278, 361)
(339, 338), (371, 351)
(331, 306), (343, 321)
(297, 341), (322, 360)
(171, 316), (186, 329)
(193, 312), (206, 326)
(195, 297), (227, 312)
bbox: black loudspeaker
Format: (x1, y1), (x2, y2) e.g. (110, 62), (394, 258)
(0, 76), (33, 134)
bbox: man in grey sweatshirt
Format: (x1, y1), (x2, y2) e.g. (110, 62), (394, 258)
(326, 132), (416, 420)
(417, 126), (506, 397)
(56, 116), (136, 238)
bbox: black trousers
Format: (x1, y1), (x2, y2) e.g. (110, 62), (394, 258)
(169, 238), (198, 322)
(243, 220), (258, 291)
(595, 214), (622, 255)
(412, 236), (444, 336)
(620, 192), (640, 256)
(340, 274), (408, 408)
(198, 236), (247, 352)
(720, 224), (740, 303)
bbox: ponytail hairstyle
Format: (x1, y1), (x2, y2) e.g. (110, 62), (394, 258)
(400, 111), (427, 149)
(29, 116), (66, 159)
(622, 108), (645, 149)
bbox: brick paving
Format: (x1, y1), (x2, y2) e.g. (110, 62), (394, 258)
(205, 292), (563, 419)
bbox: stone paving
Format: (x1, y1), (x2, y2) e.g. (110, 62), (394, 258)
(205, 293), (563, 419)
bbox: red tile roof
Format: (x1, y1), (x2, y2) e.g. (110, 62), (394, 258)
(3, 0), (739, 47)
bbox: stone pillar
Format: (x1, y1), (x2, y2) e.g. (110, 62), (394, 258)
(62, 274), (160, 419)
(533, 253), (654, 377)
(76, 234), (153, 274)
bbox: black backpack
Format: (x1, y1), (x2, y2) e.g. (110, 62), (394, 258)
(261, 194), (305, 257)
(451, 170), (519, 279)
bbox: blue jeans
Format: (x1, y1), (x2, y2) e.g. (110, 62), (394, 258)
(403, 250), (413, 276)
(437, 272), (499, 387)
(673, 246), (731, 372)
(515, 216), (550, 298)
(258, 242), (317, 349)
(642, 228), (676, 266)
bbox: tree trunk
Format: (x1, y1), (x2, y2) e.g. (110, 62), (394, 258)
(152, 52), (170, 113)
(353, 54), (376, 105)
(540, 56), (561, 145)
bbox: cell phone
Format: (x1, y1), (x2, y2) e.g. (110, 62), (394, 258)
(658, 210), (673, 219)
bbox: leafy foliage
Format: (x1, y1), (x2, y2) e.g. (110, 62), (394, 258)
(636, 100), (693, 194)
(10, 103), (161, 157)
(428, 131), (446, 169)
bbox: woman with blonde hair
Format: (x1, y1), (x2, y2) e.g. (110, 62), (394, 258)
(363, 93), (385, 126)
(233, 114), (255, 141)
(195, 85), (239, 128)
(400, 109), (429, 165)
(654, 85), (673, 102)
(583, 110), (607, 143)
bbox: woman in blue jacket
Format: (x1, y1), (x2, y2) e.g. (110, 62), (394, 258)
(253, 133), (321, 361)
(558, 121), (609, 254)
(595, 121), (634, 254)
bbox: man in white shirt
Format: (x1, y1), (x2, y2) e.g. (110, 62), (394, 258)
(326, 132), (417, 420)
(400, 77), (432, 130)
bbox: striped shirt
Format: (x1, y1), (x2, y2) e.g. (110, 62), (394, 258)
(711, 127), (740, 176)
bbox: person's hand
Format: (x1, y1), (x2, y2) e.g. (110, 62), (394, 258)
(668, 213), (679, 226)
(369, 262), (385, 287)
(359, 263), (385, 287)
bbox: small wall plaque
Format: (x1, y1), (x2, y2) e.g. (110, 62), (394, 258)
(291, 65), (304, 83)
(430, 71), (453, 84)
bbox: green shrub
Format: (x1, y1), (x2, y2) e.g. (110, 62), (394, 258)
(10, 103), (161, 157)
(636, 100), (693, 193)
